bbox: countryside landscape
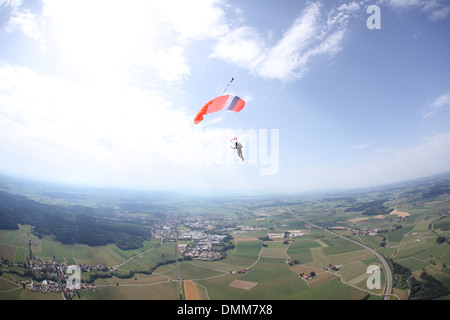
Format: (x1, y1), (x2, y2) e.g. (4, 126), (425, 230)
(0, 172), (449, 300)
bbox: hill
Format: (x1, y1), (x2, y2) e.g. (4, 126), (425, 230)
(0, 190), (149, 250)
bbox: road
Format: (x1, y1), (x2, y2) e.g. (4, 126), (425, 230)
(112, 238), (163, 269)
(175, 225), (181, 300)
(288, 208), (393, 300)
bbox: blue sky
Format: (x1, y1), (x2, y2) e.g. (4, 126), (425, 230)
(0, 0), (449, 194)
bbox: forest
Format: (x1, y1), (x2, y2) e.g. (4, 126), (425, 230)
(0, 190), (150, 250)
(344, 199), (393, 216)
(410, 272), (450, 300)
(391, 260), (449, 300)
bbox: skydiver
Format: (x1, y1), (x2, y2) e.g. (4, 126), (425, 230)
(231, 138), (244, 162)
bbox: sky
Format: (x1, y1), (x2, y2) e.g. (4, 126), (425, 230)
(0, 0), (449, 194)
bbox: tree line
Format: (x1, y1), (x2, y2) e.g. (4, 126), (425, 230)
(344, 199), (393, 216)
(0, 190), (149, 250)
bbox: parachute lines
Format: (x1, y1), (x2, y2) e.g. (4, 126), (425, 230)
(222, 77), (234, 94)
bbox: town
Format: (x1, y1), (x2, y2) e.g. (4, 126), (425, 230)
(0, 253), (103, 299)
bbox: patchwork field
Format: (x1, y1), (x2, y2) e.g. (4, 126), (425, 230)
(183, 280), (200, 300)
(229, 279), (258, 290)
(1, 172), (449, 300)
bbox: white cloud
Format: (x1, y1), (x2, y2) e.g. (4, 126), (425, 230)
(152, 0), (229, 41)
(354, 138), (382, 149)
(2, 0), (43, 42)
(211, 2), (354, 82)
(0, 0), (22, 10)
(420, 91), (450, 119)
(210, 0), (448, 82)
(427, 5), (450, 21)
(41, 0), (161, 76)
(5, 8), (41, 38)
(258, 3), (322, 80)
(0, 64), (195, 182)
(354, 143), (372, 149)
(144, 46), (191, 82)
(386, 0), (450, 20)
(209, 26), (266, 71)
(388, 0), (422, 6)
(336, 2), (362, 13)
(37, 0), (229, 82)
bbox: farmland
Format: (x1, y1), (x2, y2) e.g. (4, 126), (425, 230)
(1, 172), (450, 300)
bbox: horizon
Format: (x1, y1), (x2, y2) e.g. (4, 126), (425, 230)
(1, 1), (450, 194)
(1, 170), (449, 200)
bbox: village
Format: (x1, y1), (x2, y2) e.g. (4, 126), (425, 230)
(9, 252), (107, 298)
(0, 242), (110, 299)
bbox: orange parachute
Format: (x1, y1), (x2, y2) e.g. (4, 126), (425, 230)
(194, 95), (245, 124)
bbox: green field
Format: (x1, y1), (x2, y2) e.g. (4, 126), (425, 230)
(233, 240), (262, 259)
(1, 173), (450, 300)
(0, 225), (389, 299)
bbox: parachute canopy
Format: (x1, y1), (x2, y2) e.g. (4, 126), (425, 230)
(194, 95), (245, 124)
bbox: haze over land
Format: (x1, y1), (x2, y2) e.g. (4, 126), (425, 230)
(0, 0), (450, 194)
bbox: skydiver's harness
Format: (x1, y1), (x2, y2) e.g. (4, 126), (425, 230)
(230, 137), (239, 149)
